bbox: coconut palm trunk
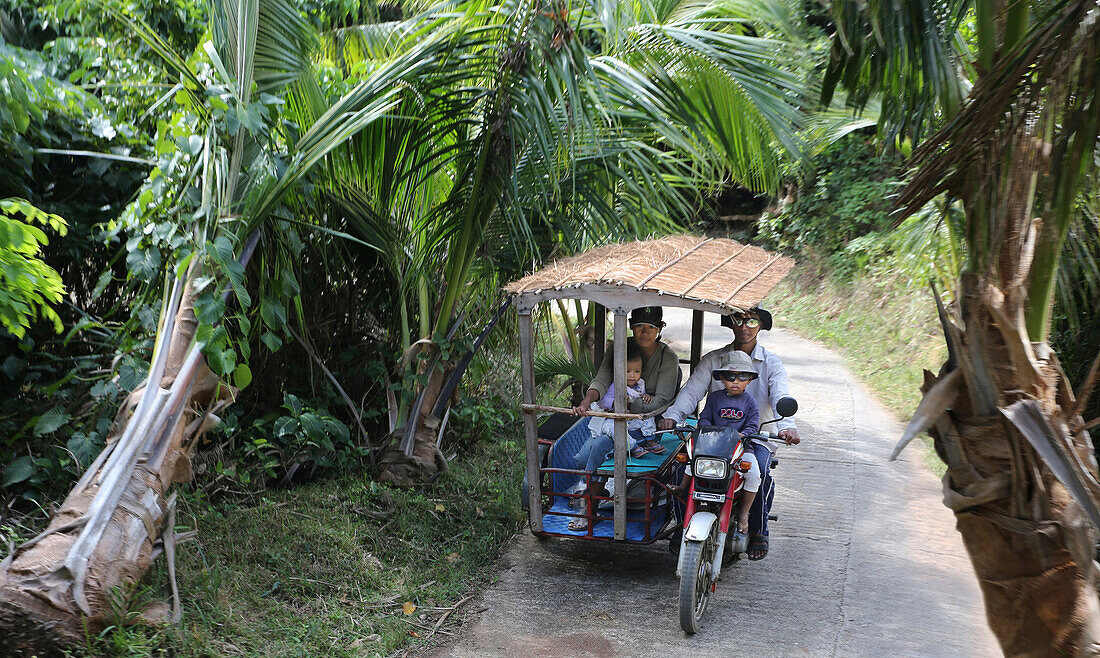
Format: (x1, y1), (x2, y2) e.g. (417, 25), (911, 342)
(0, 273), (231, 650)
(925, 272), (1100, 652)
(827, 0), (1100, 651)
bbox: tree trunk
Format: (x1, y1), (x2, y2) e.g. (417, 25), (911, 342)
(378, 363), (449, 487)
(928, 272), (1100, 655)
(0, 281), (230, 654)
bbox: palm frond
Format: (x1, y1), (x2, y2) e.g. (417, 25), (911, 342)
(823, 0), (970, 144)
(534, 351), (598, 389)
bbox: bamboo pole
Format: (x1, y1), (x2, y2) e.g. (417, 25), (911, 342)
(593, 303), (606, 366)
(519, 403), (665, 420)
(720, 255), (782, 304)
(612, 309), (628, 540)
(677, 244), (749, 296)
(518, 311), (543, 532)
(635, 238), (715, 288)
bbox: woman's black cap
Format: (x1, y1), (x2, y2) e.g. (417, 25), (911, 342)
(629, 306), (664, 328)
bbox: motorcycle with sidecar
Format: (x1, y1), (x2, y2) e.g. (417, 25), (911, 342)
(504, 235), (797, 633)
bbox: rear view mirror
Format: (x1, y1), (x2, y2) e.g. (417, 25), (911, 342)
(775, 397), (798, 418)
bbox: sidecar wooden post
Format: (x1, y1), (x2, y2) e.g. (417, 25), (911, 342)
(508, 236), (794, 544)
(517, 309), (542, 532)
(611, 308), (629, 538)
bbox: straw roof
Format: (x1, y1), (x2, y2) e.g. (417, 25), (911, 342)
(505, 235), (794, 314)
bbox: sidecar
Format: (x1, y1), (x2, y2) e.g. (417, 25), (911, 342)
(504, 235), (793, 542)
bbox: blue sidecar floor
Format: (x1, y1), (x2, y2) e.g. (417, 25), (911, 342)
(541, 498), (667, 540)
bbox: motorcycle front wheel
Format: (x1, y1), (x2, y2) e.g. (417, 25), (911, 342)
(678, 533), (716, 633)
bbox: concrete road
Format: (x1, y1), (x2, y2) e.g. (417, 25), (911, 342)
(430, 308), (999, 657)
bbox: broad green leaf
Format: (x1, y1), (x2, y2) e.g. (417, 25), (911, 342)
(283, 393), (302, 417)
(261, 331), (283, 352)
(205, 346), (234, 376)
(233, 363), (253, 389)
(175, 251), (195, 280)
(67, 432), (103, 468)
(2, 456), (36, 488)
(126, 246), (162, 281)
(279, 269), (300, 297)
(193, 291), (226, 325)
(299, 412), (325, 440)
(117, 358), (148, 391)
(260, 300), (287, 330)
(274, 415), (297, 437)
(33, 407), (69, 436)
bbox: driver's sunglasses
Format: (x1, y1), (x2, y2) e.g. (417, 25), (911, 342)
(729, 316), (761, 328)
(719, 372), (754, 382)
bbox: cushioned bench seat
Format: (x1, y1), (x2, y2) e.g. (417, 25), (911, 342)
(595, 431), (685, 476)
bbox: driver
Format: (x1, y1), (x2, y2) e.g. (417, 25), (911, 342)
(658, 306), (799, 560)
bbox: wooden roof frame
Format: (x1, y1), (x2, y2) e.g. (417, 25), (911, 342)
(511, 283), (746, 315)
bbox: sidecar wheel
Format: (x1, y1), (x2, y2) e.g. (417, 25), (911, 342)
(678, 536), (715, 633)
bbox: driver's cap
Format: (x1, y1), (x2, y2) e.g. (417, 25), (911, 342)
(720, 306), (773, 331)
(629, 306), (664, 328)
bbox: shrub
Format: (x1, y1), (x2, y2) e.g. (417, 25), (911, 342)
(759, 133), (902, 278)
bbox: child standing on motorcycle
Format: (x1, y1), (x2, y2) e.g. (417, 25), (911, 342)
(698, 351), (761, 535)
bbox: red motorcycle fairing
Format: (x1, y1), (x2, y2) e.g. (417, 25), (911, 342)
(683, 436), (746, 535)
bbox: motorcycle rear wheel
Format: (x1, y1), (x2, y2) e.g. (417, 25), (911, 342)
(678, 534), (716, 633)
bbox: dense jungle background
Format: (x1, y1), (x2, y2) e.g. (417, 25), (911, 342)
(1, 0), (1098, 654)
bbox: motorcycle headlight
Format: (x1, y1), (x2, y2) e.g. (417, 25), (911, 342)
(693, 457), (728, 479)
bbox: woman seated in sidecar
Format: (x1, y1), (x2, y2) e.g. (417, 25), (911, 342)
(567, 306), (681, 530)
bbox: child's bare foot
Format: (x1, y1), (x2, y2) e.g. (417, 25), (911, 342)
(736, 517), (749, 534)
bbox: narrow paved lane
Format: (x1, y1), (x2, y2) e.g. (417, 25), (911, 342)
(431, 309), (998, 656)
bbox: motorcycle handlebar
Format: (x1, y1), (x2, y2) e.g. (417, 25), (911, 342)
(672, 426), (794, 447)
(672, 425), (775, 439)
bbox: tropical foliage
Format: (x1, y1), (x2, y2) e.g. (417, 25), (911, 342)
(2, 0), (1097, 652)
(0, 0), (810, 646)
(0, 198), (67, 339)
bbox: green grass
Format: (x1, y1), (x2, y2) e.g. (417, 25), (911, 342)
(87, 436), (525, 657)
(769, 272), (948, 474)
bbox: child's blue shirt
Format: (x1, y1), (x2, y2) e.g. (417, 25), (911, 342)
(699, 389), (760, 436)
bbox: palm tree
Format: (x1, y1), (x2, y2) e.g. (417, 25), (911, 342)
(296, 0), (806, 484)
(0, 0), (806, 645)
(825, 1), (1100, 651)
(0, 0), (478, 646)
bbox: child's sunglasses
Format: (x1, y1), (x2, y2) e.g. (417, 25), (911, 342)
(718, 372), (755, 382)
(728, 316), (761, 328)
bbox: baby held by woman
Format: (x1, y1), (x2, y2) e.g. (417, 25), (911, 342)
(584, 342), (663, 458)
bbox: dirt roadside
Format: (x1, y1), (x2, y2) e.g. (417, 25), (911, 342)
(421, 308), (998, 657)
